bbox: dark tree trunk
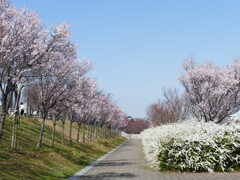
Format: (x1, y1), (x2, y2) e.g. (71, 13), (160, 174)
(87, 125), (91, 139)
(0, 96), (8, 142)
(101, 126), (104, 138)
(82, 122), (86, 143)
(69, 119), (73, 144)
(90, 125), (93, 140)
(62, 121), (65, 145)
(51, 116), (56, 147)
(76, 122), (81, 143)
(37, 114), (46, 148)
(11, 85), (24, 148)
(11, 114), (20, 149)
(94, 125), (97, 139)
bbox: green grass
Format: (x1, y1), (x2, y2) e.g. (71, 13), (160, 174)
(0, 116), (127, 180)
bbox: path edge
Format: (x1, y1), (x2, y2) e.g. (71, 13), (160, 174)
(66, 140), (129, 180)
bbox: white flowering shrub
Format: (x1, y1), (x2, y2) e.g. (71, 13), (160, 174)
(141, 120), (240, 172)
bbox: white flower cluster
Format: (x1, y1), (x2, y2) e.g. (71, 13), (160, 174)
(141, 120), (240, 172)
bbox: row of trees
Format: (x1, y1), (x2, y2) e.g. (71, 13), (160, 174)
(0, 0), (127, 149)
(148, 58), (240, 125)
(125, 118), (149, 134)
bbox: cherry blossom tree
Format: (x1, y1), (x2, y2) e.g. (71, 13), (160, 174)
(35, 55), (92, 147)
(94, 95), (126, 138)
(71, 78), (98, 143)
(147, 101), (175, 126)
(125, 118), (149, 134)
(66, 77), (97, 144)
(109, 106), (126, 136)
(0, 0), (46, 141)
(179, 58), (240, 123)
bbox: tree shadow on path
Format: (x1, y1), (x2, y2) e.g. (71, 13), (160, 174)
(96, 160), (135, 167)
(79, 172), (136, 180)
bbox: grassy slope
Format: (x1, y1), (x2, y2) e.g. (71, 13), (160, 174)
(0, 116), (126, 180)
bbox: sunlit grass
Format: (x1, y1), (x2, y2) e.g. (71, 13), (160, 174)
(0, 116), (126, 180)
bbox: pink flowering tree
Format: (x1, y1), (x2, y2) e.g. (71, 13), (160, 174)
(0, 0), (47, 141)
(110, 106), (126, 135)
(179, 58), (240, 123)
(68, 77), (97, 143)
(71, 78), (98, 143)
(35, 54), (92, 147)
(95, 95), (125, 138)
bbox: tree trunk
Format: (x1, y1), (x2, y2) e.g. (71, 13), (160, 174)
(94, 125), (97, 139)
(99, 126), (103, 138)
(11, 116), (16, 149)
(101, 126), (104, 138)
(76, 122), (81, 143)
(7, 91), (13, 112)
(110, 126), (112, 137)
(103, 127), (107, 139)
(0, 97), (7, 142)
(11, 85), (23, 148)
(90, 125), (93, 140)
(69, 119), (73, 144)
(83, 122), (86, 143)
(11, 115), (20, 149)
(96, 125), (100, 139)
(62, 121), (65, 145)
(87, 125), (91, 139)
(37, 116), (46, 148)
(51, 117), (56, 147)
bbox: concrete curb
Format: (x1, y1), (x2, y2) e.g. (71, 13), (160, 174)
(66, 140), (128, 180)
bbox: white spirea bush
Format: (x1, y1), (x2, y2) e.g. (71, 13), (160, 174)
(141, 120), (240, 172)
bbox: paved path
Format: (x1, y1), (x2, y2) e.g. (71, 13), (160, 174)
(79, 139), (240, 180)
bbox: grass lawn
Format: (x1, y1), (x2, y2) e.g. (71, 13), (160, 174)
(0, 116), (127, 180)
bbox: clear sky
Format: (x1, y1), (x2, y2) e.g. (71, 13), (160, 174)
(12, 0), (240, 118)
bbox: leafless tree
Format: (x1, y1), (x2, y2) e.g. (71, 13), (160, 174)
(147, 88), (189, 126)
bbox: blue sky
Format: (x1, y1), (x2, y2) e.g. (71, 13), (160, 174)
(12, 0), (240, 118)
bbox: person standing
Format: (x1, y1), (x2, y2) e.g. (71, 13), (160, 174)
(19, 102), (25, 116)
